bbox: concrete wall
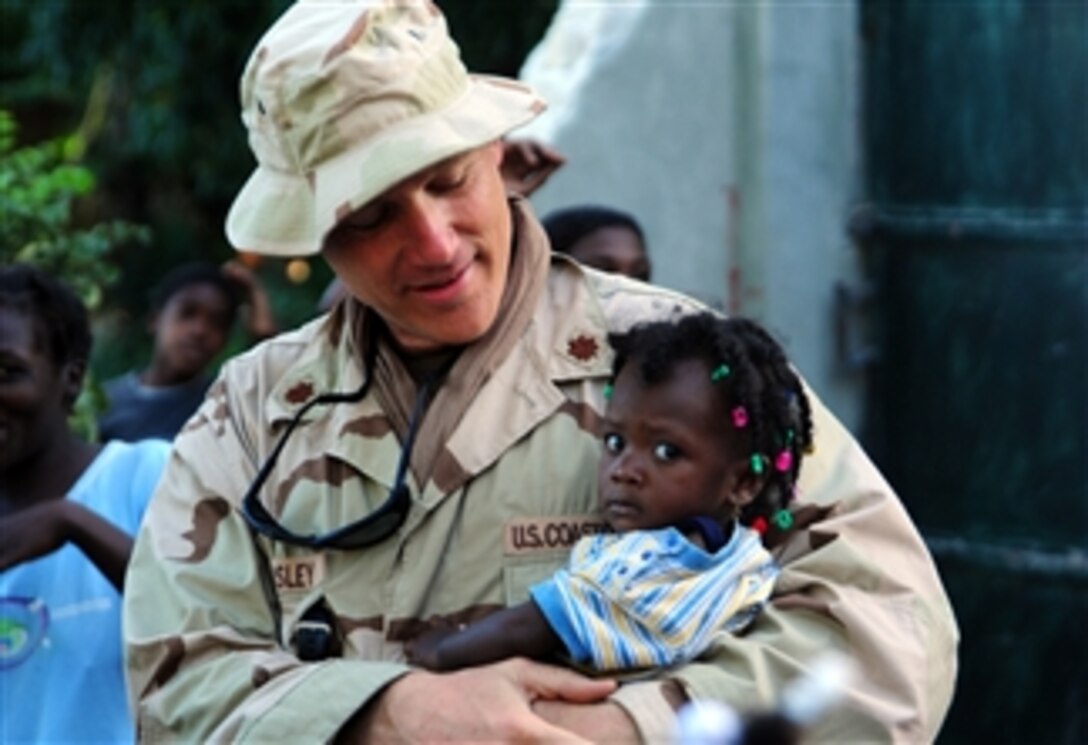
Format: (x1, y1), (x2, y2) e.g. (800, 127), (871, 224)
(517, 0), (865, 432)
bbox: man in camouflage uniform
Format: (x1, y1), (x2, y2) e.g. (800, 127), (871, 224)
(123, 1), (958, 742)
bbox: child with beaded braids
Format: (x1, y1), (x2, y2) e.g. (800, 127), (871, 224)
(407, 311), (814, 672)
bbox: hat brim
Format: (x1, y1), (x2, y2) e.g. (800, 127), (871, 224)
(226, 76), (544, 257)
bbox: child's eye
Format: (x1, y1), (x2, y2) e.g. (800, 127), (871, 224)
(653, 442), (680, 461)
(603, 432), (624, 453)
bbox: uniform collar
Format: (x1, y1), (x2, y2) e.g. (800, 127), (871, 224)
(543, 254), (614, 382)
(431, 254), (614, 491)
(265, 299), (369, 427)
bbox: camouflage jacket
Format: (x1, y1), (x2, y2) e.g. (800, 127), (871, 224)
(124, 236), (957, 743)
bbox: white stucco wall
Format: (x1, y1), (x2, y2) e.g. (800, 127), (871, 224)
(517, 0), (865, 432)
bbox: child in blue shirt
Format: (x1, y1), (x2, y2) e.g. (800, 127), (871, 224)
(0, 264), (170, 743)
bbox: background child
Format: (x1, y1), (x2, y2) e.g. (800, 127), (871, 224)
(407, 311), (813, 672)
(98, 260), (276, 442)
(543, 204), (652, 282)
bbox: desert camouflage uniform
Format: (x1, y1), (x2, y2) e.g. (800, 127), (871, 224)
(124, 204), (957, 743)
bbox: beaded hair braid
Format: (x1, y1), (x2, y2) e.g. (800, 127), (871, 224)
(606, 312), (815, 534)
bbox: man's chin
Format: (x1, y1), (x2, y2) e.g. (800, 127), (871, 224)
(390, 311), (498, 353)
(393, 329), (485, 354)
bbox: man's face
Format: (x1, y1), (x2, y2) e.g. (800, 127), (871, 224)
(597, 358), (749, 533)
(322, 142), (512, 353)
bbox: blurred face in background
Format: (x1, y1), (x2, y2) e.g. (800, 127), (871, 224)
(565, 225), (651, 282)
(151, 283), (233, 382)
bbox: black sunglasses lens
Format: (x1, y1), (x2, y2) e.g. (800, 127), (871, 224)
(337, 511), (405, 549)
(332, 484), (412, 549)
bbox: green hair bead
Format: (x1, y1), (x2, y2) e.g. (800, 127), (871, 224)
(710, 364), (731, 382)
(750, 453), (765, 475)
(603, 383), (613, 400)
(772, 509), (794, 530)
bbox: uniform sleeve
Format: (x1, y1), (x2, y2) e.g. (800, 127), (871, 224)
(125, 439), (171, 530)
(610, 391), (960, 744)
(122, 380), (410, 742)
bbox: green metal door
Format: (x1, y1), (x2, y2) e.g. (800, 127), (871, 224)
(857, 2), (1087, 742)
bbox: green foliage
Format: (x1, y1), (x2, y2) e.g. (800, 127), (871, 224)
(2, 1), (296, 343)
(0, 110), (148, 310)
(0, 108), (149, 440)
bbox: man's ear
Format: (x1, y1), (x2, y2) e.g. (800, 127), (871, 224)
(488, 138), (506, 167)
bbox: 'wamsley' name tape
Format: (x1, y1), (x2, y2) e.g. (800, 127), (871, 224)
(272, 554), (326, 592)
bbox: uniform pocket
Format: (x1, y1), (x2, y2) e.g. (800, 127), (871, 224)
(502, 558), (566, 605)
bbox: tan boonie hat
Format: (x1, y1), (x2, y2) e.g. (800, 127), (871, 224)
(226, 0), (546, 257)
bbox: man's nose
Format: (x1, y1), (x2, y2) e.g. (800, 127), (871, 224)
(402, 197), (457, 264)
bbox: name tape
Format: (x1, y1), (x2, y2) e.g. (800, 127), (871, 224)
(272, 554), (326, 592)
(504, 515), (607, 556)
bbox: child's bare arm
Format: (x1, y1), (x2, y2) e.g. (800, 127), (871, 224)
(406, 601), (563, 671)
(0, 500), (133, 591)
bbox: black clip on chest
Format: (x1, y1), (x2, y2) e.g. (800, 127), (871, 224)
(294, 601), (340, 661)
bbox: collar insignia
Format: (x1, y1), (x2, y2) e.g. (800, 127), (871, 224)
(566, 334), (599, 363)
(285, 380), (315, 405)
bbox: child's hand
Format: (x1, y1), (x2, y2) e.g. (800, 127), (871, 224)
(0, 501), (70, 571)
(220, 259), (278, 340)
(404, 625), (460, 671)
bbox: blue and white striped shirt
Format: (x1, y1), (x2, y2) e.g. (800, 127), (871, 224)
(529, 524), (777, 671)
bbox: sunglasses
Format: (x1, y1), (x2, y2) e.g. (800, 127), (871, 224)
(241, 331), (451, 550)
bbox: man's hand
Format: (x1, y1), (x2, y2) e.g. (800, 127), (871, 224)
(338, 658), (617, 744)
(536, 679), (685, 742)
(533, 698), (641, 742)
(501, 138), (566, 197)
